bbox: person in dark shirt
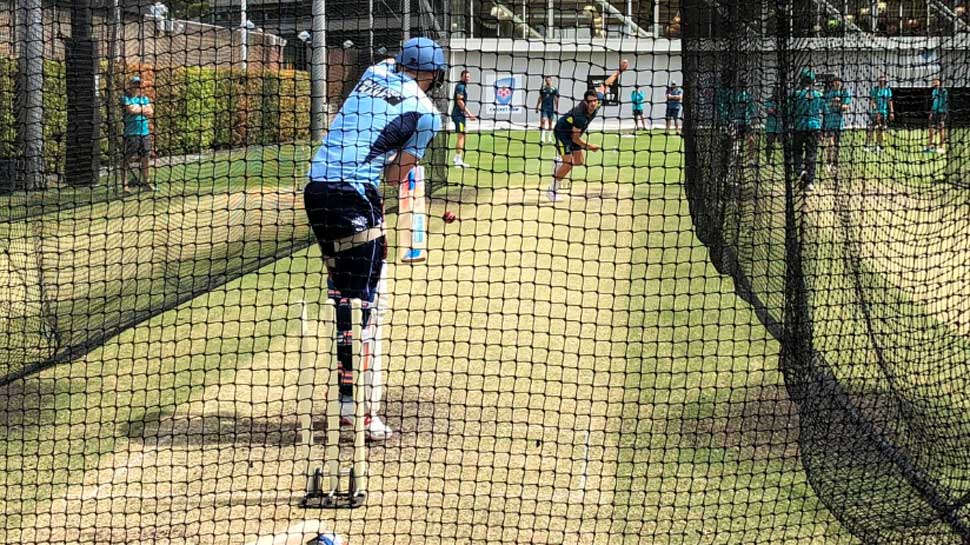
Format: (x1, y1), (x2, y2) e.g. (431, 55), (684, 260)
(451, 70), (476, 168)
(664, 82), (683, 133)
(536, 76), (560, 143)
(546, 59), (628, 201)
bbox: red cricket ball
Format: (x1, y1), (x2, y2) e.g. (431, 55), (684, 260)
(442, 211), (458, 224)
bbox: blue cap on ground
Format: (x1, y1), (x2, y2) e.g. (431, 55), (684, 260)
(395, 37), (446, 73)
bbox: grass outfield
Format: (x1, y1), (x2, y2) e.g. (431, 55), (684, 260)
(0, 130), (915, 545)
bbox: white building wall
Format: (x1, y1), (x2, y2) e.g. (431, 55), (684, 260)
(448, 39), (683, 130)
(446, 37), (970, 131)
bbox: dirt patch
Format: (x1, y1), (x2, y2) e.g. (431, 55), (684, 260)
(682, 384), (801, 460)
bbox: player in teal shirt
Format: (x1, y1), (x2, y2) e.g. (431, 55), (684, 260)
(822, 76), (852, 173)
(927, 78), (948, 153)
(762, 89), (782, 160)
(122, 76), (155, 192)
(732, 88), (758, 165)
(789, 68), (824, 190)
(866, 75), (894, 153)
(631, 86), (647, 131)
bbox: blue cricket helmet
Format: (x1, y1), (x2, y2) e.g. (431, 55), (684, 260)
(396, 37), (446, 72)
(395, 37), (447, 90)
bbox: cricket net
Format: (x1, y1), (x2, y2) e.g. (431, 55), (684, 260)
(1, 0), (967, 544)
(683, 1), (970, 543)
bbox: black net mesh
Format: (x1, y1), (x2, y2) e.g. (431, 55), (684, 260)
(683, 1), (970, 543)
(1, 0), (968, 544)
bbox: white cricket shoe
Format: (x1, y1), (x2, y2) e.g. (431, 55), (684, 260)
(364, 414), (394, 442)
(453, 156), (472, 168)
(339, 401), (394, 442)
(339, 399), (355, 427)
(546, 189), (563, 202)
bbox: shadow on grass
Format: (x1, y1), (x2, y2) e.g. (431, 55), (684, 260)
(0, 377), (59, 429)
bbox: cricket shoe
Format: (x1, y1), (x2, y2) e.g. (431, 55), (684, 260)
(453, 156), (472, 169)
(546, 189), (563, 202)
(340, 401), (394, 442)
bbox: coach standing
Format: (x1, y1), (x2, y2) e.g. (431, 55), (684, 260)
(451, 69), (476, 168)
(304, 37), (445, 441)
(122, 76), (156, 192)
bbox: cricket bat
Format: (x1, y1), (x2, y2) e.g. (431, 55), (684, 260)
(399, 166), (427, 263)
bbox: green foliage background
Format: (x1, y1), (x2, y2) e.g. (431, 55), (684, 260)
(0, 59), (311, 168)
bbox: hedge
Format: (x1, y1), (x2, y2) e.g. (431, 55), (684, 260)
(0, 58), (16, 158)
(0, 58), (311, 169)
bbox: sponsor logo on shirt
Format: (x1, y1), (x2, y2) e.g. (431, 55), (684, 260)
(355, 78), (405, 106)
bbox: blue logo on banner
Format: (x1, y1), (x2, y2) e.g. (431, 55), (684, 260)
(495, 77), (515, 105)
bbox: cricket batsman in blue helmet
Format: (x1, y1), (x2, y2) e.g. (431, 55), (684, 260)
(304, 37), (446, 441)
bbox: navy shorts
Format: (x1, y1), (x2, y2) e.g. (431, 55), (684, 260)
(452, 114), (467, 133)
(554, 132), (582, 155)
(304, 181), (386, 302)
(541, 109), (556, 121)
(666, 106), (681, 120)
(930, 112), (946, 127)
(124, 135), (152, 159)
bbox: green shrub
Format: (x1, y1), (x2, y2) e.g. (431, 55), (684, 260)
(0, 58), (16, 158)
(42, 60), (67, 175)
(279, 69), (311, 143)
(0, 58), (311, 168)
(259, 70), (282, 146)
(182, 67), (217, 152)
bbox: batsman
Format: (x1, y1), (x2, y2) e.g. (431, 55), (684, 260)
(304, 36), (445, 441)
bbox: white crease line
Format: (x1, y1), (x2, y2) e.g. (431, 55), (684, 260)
(245, 520), (330, 545)
(579, 427), (590, 501)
